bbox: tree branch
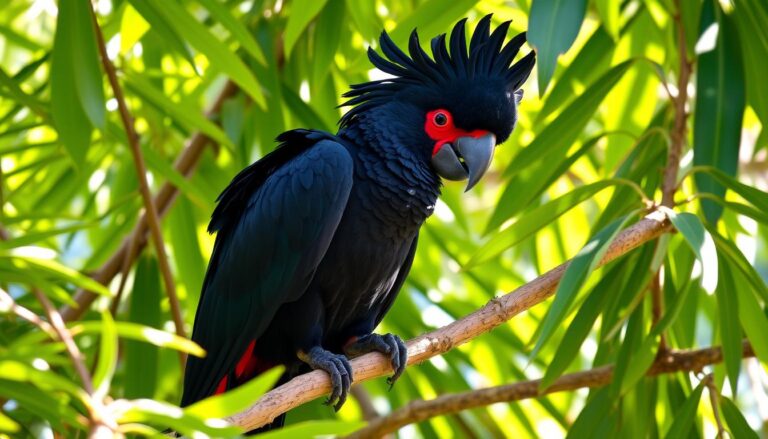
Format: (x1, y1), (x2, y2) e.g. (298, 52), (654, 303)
(225, 210), (670, 430)
(347, 341), (755, 438)
(661, 0), (692, 207)
(89, 6), (186, 356)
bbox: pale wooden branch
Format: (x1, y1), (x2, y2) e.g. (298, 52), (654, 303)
(225, 210), (670, 430)
(347, 341), (755, 438)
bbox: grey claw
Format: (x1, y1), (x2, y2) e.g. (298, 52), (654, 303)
(299, 347), (353, 411)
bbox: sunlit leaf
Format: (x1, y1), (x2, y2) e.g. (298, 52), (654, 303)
(92, 311), (118, 400)
(720, 397), (760, 439)
(533, 212), (637, 378)
(693, 2), (746, 223)
(186, 366), (284, 419)
(663, 381), (704, 439)
(663, 209), (718, 293)
(69, 322), (206, 357)
(284, 0), (329, 57)
(528, 0), (588, 94)
(469, 180), (636, 268)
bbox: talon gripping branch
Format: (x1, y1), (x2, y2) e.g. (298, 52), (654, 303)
(181, 14), (535, 431)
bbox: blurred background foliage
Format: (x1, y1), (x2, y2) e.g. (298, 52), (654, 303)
(0, 0), (767, 437)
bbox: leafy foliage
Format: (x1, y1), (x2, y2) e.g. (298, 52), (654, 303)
(0, 0), (766, 437)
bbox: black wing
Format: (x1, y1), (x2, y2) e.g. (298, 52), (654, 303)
(182, 132), (353, 405)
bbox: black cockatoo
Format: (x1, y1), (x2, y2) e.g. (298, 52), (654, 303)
(181, 14), (535, 428)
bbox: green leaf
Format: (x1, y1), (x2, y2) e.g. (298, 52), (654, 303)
(0, 411), (19, 433)
(693, 2), (746, 224)
(127, 0), (197, 68)
(261, 420), (366, 439)
(133, 0), (266, 109)
(198, 0), (267, 65)
(118, 399), (241, 437)
(69, 0), (105, 129)
(486, 134), (602, 234)
(663, 381), (705, 439)
(0, 66), (47, 117)
(0, 380), (83, 430)
(0, 360), (87, 401)
(693, 166), (768, 214)
(0, 221), (97, 249)
(566, 388), (613, 438)
(528, 0), (588, 94)
(284, 0), (329, 57)
(119, 3), (151, 55)
(0, 248), (112, 296)
(386, 0), (481, 45)
(716, 258), (743, 396)
(720, 397), (760, 439)
(533, 213), (637, 376)
(733, 0), (768, 127)
(541, 263), (626, 389)
(51, 0), (93, 165)
(595, 0), (620, 39)
(123, 72), (234, 149)
(124, 255), (162, 399)
(92, 311), (117, 399)
(186, 366), (284, 418)
(505, 61), (635, 178)
(69, 321), (206, 357)
(734, 274), (768, 365)
(312, 0), (345, 87)
(468, 180), (629, 268)
(712, 231), (768, 303)
(663, 209), (718, 293)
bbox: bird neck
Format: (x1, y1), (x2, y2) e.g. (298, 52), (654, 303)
(338, 115), (441, 235)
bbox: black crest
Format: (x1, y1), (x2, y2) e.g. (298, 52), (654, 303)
(340, 14), (536, 128)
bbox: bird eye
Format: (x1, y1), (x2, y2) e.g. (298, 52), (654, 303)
(433, 112), (448, 126)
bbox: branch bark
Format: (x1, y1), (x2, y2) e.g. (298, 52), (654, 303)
(347, 341), (755, 438)
(225, 210), (670, 431)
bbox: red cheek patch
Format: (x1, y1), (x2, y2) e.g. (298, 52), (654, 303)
(425, 109), (489, 155)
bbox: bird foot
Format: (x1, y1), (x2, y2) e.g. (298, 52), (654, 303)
(344, 333), (407, 389)
(297, 346), (353, 411)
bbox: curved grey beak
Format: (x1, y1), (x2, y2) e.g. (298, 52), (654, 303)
(430, 133), (496, 191)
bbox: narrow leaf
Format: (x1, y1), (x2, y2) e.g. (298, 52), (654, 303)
(720, 397), (760, 439)
(92, 311), (118, 400)
(51, 0), (92, 164)
(124, 255), (162, 399)
(198, 0), (267, 65)
(528, 0), (588, 94)
(663, 209), (718, 293)
(186, 366), (284, 418)
(693, 2), (746, 223)
(664, 381), (705, 439)
(284, 0), (329, 57)
(532, 213), (637, 371)
(469, 180), (629, 268)
(716, 258), (743, 396)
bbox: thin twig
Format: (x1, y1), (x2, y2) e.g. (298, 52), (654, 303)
(225, 211), (670, 430)
(652, 0), (693, 357)
(346, 341), (754, 438)
(88, 6), (186, 359)
(703, 374), (726, 438)
(661, 0), (692, 207)
(0, 288), (55, 337)
(32, 288), (94, 395)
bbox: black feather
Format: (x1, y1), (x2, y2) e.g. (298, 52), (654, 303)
(339, 14), (535, 128)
